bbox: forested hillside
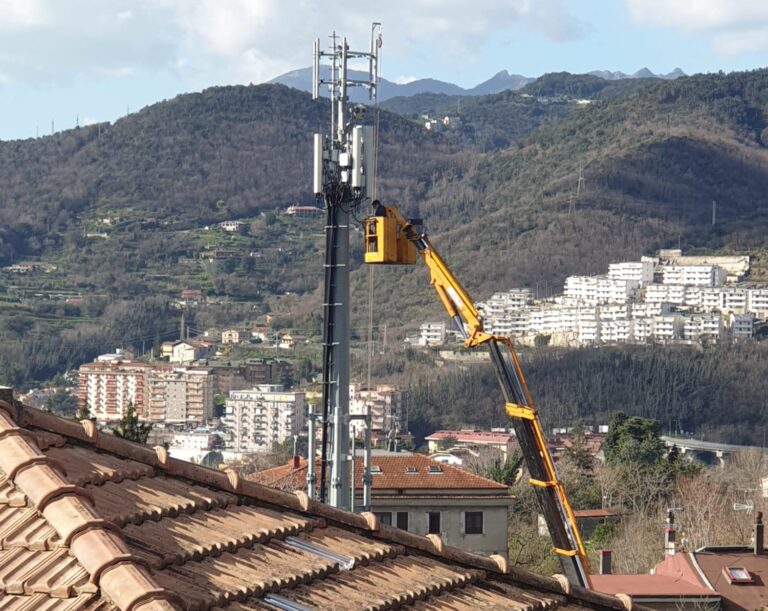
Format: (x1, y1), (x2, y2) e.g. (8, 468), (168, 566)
(406, 343), (768, 445)
(2, 69), (768, 406)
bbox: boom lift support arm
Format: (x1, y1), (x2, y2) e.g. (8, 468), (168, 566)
(363, 203), (591, 589)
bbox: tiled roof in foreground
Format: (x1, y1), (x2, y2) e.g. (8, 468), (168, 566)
(0, 390), (638, 610)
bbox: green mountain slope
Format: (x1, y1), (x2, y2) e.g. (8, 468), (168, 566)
(2, 70), (768, 389)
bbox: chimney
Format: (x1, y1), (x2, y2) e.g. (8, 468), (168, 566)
(599, 550), (612, 575)
(292, 455), (300, 469)
(664, 509), (677, 556)
(755, 512), (764, 556)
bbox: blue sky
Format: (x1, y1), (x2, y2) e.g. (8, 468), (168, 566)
(0, 0), (766, 141)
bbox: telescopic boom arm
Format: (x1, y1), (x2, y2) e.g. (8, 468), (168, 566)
(363, 203), (591, 589)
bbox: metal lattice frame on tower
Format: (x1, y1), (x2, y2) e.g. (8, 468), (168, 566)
(311, 25), (381, 510)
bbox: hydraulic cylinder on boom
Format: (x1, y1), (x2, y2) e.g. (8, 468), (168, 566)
(362, 201), (591, 590)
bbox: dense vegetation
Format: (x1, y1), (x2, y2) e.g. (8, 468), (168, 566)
(406, 343), (768, 445)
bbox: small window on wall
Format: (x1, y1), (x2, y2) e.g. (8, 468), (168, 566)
(428, 511), (441, 534)
(374, 512), (392, 526)
(465, 511), (483, 535)
(396, 512), (409, 531)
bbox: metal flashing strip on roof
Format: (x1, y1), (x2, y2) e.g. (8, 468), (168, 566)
(284, 535), (355, 570)
(263, 592), (314, 611)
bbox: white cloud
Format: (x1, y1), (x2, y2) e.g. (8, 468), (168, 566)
(626, 0), (768, 55)
(0, 0), (590, 88)
(393, 75), (419, 84)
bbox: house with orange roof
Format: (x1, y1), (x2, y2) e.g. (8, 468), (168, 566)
(254, 453), (513, 559)
(0, 385), (636, 610)
(592, 509), (768, 609)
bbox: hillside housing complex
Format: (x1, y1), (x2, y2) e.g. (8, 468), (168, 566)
(418, 250), (761, 347)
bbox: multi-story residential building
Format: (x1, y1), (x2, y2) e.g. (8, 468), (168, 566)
(600, 319), (631, 343)
(349, 384), (408, 437)
(720, 287), (748, 313)
(255, 454), (512, 559)
(221, 329), (245, 345)
(652, 315), (684, 342)
(645, 284), (686, 305)
(631, 317), (653, 343)
(597, 304), (629, 321)
(682, 313), (723, 344)
(661, 265), (726, 287)
(147, 367), (214, 423)
(77, 351), (152, 420)
(727, 313), (754, 340)
(482, 289), (532, 317)
(607, 258), (655, 285)
(169, 340), (213, 364)
(418, 322), (447, 346)
(563, 275), (639, 305)
(748, 289), (768, 318)
(224, 385), (305, 452)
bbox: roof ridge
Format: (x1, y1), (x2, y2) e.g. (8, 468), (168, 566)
(0, 398), (182, 611)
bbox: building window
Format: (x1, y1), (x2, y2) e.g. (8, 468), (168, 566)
(396, 512), (409, 531)
(428, 512), (441, 534)
(465, 511), (483, 535)
(374, 512), (392, 526)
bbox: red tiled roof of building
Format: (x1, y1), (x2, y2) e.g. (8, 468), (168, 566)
(254, 454), (508, 493)
(0, 387), (635, 610)
(693, 547), (768, 610)
(591, 573), (714, 597)
(425, 429), (515, 444)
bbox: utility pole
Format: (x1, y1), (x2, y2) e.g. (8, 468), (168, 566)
(312, 24), (381, 510)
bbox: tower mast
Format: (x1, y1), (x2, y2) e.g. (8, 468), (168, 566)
(312, 25), (380, 510)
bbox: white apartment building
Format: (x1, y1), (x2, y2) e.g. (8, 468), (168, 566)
(652, 315), (684, 342)
(661, 265), (726, 287)
(748, 289), (768, 318)
(598, 304), (629, 321)
(419, 322), (447, 346)
(645, 284), (686, 305)
(608, 258), (656, 285)
(482, 289), (532, 317)
(170, 431), (217, 450)
(721, 288), (748, 313)
(349, 384), (408, 437)
(564, 276), (639, 305)
(600, 319), (632, 343)
(683, 313), (723, 344)
(631, 318), (653, 343)
(727, 313), (754, 340)
(486, 311), (530, 336)
(148, 367), (214, 423)
(225, 385), (305, 452)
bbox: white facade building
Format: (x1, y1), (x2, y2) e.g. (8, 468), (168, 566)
(727, 313), (754, 340)
(564, 276), (639, 305)
(224, 385), (305, 452)
(683, 313), (723, 344)
(419, 322), (447, 346)
(349, 384), (408, 437)
(608, 258), (655, 285)
(662, 265), (726, 287)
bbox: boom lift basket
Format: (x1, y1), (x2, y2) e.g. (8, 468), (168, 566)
(363, 216), (417, 264)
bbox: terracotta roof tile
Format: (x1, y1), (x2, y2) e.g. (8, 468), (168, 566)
(0, 506), (58, 551)
(254, 454), (509, 493)
(0, 392), (636, 611)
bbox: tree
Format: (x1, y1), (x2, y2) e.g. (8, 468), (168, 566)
(112, 402), (153, 445)
(77, 402), (91, 421)
(466, 448), (522, 486)
(604, 412), (665, 469)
